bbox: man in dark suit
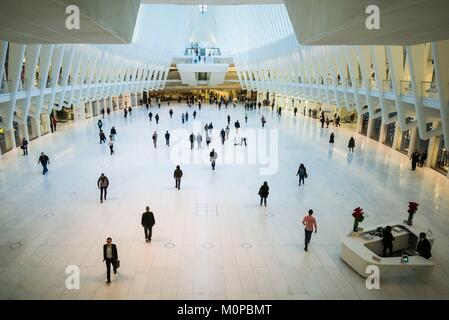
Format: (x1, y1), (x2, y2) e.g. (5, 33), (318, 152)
(103, 237), (118, 284)
(141, 206), (156, 243)
(416, 232), (432, 259)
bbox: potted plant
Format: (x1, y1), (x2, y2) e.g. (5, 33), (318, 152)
(352, 207), (365, 232)
(406, 202), (419, 226)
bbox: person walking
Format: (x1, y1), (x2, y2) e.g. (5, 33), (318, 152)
(258, 181), (269, 207)
(99, 130), (107, 144)
(382, 226), (395, 257)
(416, 232), (432, 259)
(169, 109), (173, 119)
(225, 126), (230, 140)
(234, 120), (240, 133)
(348, 137), (355, 152)
(185, 112), (189, 122)
(220, 129), (226, 145)
(193, 110), (197, 120)
(329, 132), (335, 147)
(165, 131), (170, 147)
(149, 112), (153, 122)
(128, 106), (132, 115)
(101, 108), (105, 119)
(206, 135), (211, 148)
(245, 113), (248, 124)
(97, 119), (103, 130)
(103, 237), (118, 284)
(108, 136), (114, 155)
(51, 116), (57, 132)
(152, 131), (158, 148)
(97, 173), (109, 203)
(210, 149), (217, 170)
(181, 113), (185, 124)
(208, 123), (213, 135)
(419, 151), (427, 167)
(141, 206), (156, 243)
(325, 117), (330, 128)
(294, 107), (298, 117)
(38, 152), (50, 175)
(110, 127), (117, 141)
(155, 113), (160, 124)
(227, 115), (231, 126)
(302, 209), (317, 252)
(261, 115), (266, 128)
(174, 165), (183, 190)
(296, 163), (308, 187)
(124, 108), (128, 118)
(197, 133), (202, 149)
(189, 133), (195, 150)
(21, 138), (28, 156)
(411, 150), (420, 171)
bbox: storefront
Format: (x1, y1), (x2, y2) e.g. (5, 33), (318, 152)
(40, 113), (49, 135)
(55, 107), (74, 121)
(384, 122), (395, 147)
(370, 117), (382, 141)
(399, 117), (414, 155)
(360, 113), (369, 136)
(400, 129), (412, 155)
(433, 137), (448, 175)
(0, 127), (7, 154)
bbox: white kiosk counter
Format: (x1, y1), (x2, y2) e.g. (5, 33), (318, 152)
(340, 222), (434, 281)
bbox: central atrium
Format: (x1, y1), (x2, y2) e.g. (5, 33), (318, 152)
(0, 0), (449, 305)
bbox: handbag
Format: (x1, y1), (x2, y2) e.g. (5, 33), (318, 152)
(115, 260), (120, 269)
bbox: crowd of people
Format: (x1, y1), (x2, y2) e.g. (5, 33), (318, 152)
(19, 93), (434, 284)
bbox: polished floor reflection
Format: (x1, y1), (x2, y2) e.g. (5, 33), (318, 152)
(0, 103), (449, 300)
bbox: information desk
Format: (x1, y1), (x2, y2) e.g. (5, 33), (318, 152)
(340, 222), (435, 281)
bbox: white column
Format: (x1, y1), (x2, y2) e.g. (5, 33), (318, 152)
(5, 129), (16, 150)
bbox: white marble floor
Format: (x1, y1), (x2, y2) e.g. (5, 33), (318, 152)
(0, 102), (449, 300)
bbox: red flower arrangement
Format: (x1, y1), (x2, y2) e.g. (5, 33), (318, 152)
(352, 207), (365, 232)
(406, 202), (419, 225)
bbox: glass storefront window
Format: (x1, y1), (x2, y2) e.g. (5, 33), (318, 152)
(360, 114), (369, 136)
(384, 122), (395, 147)
(370, 117), (382, 141)
(400, 129), (411, 154)
(434, 137), (448, 174)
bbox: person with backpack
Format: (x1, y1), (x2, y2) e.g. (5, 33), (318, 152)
(296, 163), (308, 187)
(141, 206), (156, 243)
(97, 173), (109, 203)
(174, 165), (183, 190)
(97, 119), (103, 130)
(258, 181), (269, 207)
(110, 127), (117, 141)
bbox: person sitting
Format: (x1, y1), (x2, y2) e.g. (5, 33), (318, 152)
(416, 232), (432, 259)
